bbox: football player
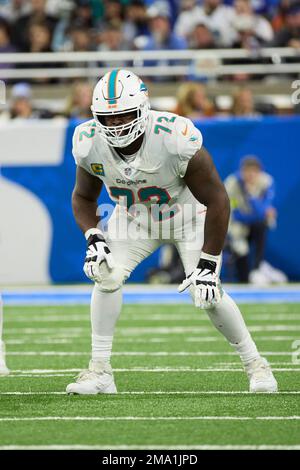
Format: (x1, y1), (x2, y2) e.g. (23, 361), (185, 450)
(0, 294), (9, 375)
(67, 69), (277, 394)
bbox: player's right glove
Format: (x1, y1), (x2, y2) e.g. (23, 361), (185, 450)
(178, 252), (222, 309)
(83, 228), (115, 283)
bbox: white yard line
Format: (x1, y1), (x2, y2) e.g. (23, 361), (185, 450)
(5, 351), (300, 356)
(0, 445), (299, 450)
(5, 367), (300, 377)
(0, 416), (299, 422)
(4, 314), (300, 322)
(5, 336), (300, 344)
(5, 374), (75, 377)
(5, 316), (90, 323)
(118, 314), (300, 321)
(217, 362), (296, 366)
(5, 328), (87, 334)
(5, 338), (173, 344)
(6, 339), (72, 345)
(117, 326), (300, 333)
(187, 338), (299, 344)
(5, 326), (300, 335)
(249, 326), (300, 332)
(8, 366), (298, 373)
(1, 390), (300, 396)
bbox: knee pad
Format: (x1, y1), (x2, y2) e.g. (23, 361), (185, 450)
(96, 264), (129, 292)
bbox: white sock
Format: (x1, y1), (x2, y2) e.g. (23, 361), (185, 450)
(205, 291), (260, 365)
(92, 334), (114, 362)
(90, 285), (122, 364)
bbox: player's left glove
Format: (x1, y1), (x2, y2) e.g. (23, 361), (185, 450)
(178, 252), (222, 309)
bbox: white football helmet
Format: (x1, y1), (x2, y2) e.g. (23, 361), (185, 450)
(91, 69), (150, 148)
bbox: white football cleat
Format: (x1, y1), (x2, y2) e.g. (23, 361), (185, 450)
(259, 261), (288, 284)
(66, 360), (117, 395)
(249, 269), (270, 286)
(0, 341), (10, 376)
(245, 357), (278, 393)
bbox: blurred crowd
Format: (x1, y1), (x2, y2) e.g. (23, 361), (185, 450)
(1, 79), (298, 120)
(1, 0), (300, 119)
(0, 0), (299, 59)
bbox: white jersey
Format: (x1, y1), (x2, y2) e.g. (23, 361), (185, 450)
(72, 110), (206, 230)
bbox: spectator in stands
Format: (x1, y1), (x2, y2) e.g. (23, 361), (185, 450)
(231, 20), (264, 50)
(65, 81), (93, 119)
(27, 21), (53, 52)
(8, 83), (36, 119)
(246, 0), (278, 15)
(46, 0), (74, 17)
(12, 0), (58, 51)
(231, 87), (260, 116)
(59, 24), (96, 72)
(225, 156), (278, 283)
(97, 24), (132, 68)
(271, 1), (300, 47)
(70, 0), (93, 29)
(272, 0), (292, 32)
(189, 21), (216, 49)
(0, 18), (17, 66)
(98, 24), (132, 51)
(0, 0), (28, 22)
(0, 82), (52, 120)
(67, 0), (94, 30)
(95, 0), (124, 32)
(52, 0), (94, 51)
(175, 0), (235, 45)
(175, 81), (215, 118)
(174, 0), (204, 40)
(176, 0), (236, 47)
(232, 0), (274, 47)
(141, 1), (187, 78)
(68, 25), (94, 52)
(25, 21), (63, 83)
(123, 0), (149, 45)
(144, 1), (187, 50)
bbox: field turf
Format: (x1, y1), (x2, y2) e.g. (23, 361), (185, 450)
(0, 303), (299, 449)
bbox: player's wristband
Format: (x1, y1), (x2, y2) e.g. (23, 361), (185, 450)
(198, 252), (222, 273)
(84, 227), (105, 241)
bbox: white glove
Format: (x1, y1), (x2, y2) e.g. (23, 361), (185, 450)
(83, 228), (115, 282)
(178, 252), (222, 309)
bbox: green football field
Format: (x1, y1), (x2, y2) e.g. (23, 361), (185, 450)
(0, 302), (300, 450)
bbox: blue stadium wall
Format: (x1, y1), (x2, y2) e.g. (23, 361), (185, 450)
(1, 116), (299, 283)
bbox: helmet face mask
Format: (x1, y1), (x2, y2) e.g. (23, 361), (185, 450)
(91, 69), (150, 148)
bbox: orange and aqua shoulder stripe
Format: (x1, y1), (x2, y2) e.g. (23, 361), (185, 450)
(107, 69), (119, 105)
